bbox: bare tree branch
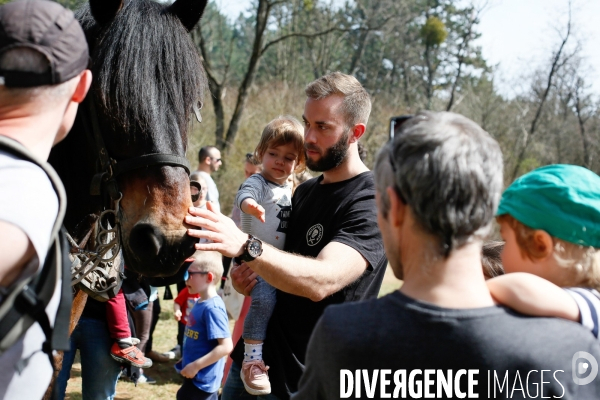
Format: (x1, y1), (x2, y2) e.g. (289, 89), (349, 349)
(261, 26), (347, 56)
(510, 0), (572, 180)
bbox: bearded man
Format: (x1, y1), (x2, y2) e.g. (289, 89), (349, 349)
(185, 72), (386, 400)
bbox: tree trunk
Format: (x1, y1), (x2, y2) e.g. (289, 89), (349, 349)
(574, 83), (592, 168)
(195, 30), (227, 148)
(222, 0), (270, 153)
(424, 43), (434, 110)
(511, 9), (571, 180)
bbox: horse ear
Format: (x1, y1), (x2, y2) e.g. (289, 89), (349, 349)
(89, 0), (124, 26)
(167, 0), (208, 32)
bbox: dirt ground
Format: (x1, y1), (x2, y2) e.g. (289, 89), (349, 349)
(64, 267), (401, 399)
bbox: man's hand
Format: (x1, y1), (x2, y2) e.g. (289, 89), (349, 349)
(185, 202), (248, 257)
(230, 262), (258, 296)
(241, 198), (266, 223)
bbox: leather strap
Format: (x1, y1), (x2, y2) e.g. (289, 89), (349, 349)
(80, 96), (191, 200)
(112, 154), (190, 176)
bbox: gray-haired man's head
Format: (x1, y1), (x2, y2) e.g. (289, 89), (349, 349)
(374, 111), (503, 257)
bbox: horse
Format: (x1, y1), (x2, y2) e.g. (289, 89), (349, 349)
(46, 0), (208, 396)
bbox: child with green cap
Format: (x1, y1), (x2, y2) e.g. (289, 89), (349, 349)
(487, 164), (600, 334)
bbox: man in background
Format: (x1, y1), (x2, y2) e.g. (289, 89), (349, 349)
(197, 145), (222, 213)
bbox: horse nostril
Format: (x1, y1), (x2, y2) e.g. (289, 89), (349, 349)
(129, 223), (164, 258)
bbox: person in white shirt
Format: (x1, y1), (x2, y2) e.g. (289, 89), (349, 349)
(196, 145), (222, 213)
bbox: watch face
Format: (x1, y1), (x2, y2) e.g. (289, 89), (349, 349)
(248, 239), (262, 258)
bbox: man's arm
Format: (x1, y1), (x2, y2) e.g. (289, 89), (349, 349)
(185, 205), (369, 302)
(180, 337), (233, 379)
(487, 272), (579, 321)
(0, 220), (35, 287)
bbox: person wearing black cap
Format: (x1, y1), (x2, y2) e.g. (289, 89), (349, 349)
(0, 0), (91, 398)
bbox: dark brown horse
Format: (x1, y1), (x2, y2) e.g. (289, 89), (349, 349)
(46, 0), (208, 395)
(50, 0), (207, 278)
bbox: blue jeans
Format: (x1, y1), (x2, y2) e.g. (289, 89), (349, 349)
(56, 317), (122, 400)
(222, 361), (280, 400)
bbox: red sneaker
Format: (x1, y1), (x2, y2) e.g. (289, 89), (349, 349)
(110, 342), (152, 368)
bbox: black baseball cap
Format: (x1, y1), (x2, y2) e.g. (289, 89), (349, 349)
(0, 0), (88, 88)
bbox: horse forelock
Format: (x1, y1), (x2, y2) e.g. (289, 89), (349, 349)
(77, 0), (207, 157)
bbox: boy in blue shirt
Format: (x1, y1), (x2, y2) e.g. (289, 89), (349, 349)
(176, 251), (233, 399)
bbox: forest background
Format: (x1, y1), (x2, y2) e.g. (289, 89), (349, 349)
(25, 0), (600, 215)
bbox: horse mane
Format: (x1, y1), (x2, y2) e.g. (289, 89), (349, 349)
(77, 0), (207, 153)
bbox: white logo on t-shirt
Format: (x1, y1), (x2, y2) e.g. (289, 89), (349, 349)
(306, 224), (324, 246)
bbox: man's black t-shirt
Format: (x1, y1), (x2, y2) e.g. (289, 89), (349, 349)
(294, 291), (600, 399)
(231, 171), (387, 399)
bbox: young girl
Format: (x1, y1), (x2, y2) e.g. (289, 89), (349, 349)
(234, 116), (305, 395)
(487, 165), (600, 336)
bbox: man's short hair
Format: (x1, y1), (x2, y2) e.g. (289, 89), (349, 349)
(189, 250), (224, 282)
(198, 145), (218, 163)
(374, 111), (503, 257)
(305, 72), (371, 129)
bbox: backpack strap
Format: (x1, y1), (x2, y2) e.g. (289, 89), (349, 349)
(0, 136), (71, 365)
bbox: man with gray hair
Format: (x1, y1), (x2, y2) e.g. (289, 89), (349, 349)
(0, 1), (91, 398)
(186, 72), (386, 399)
(294, 111), (600, 399)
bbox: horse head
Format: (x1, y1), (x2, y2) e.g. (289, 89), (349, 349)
(49, 0), (208, 277)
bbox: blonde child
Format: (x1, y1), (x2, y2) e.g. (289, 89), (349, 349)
(234, 116), (305, 395)
(175, 251), (232, 400)
(487, 164), (600, 336)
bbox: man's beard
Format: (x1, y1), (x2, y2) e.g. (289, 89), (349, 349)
(305, 130), (350, 172)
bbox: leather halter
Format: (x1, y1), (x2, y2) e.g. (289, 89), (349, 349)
(80, 97), (192, 201)
(70, 96), (194, 300)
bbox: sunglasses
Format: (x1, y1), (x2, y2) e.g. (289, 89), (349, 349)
(389, 115), (413, 140)
(190, 180), (202, 202)
(387, 115), (413, 204)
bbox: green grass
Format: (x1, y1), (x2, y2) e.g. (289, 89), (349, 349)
(65, 286), (184, 400)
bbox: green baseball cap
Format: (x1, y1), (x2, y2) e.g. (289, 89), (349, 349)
(497, 164), (600, 248)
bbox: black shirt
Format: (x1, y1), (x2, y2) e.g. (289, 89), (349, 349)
(294, 291), (600, 399)
(231, 171), (387, 399)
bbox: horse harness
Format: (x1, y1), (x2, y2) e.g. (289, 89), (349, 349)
(69, 97), (200, 301)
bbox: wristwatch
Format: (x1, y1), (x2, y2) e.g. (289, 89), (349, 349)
(235, 234), (263, 264)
